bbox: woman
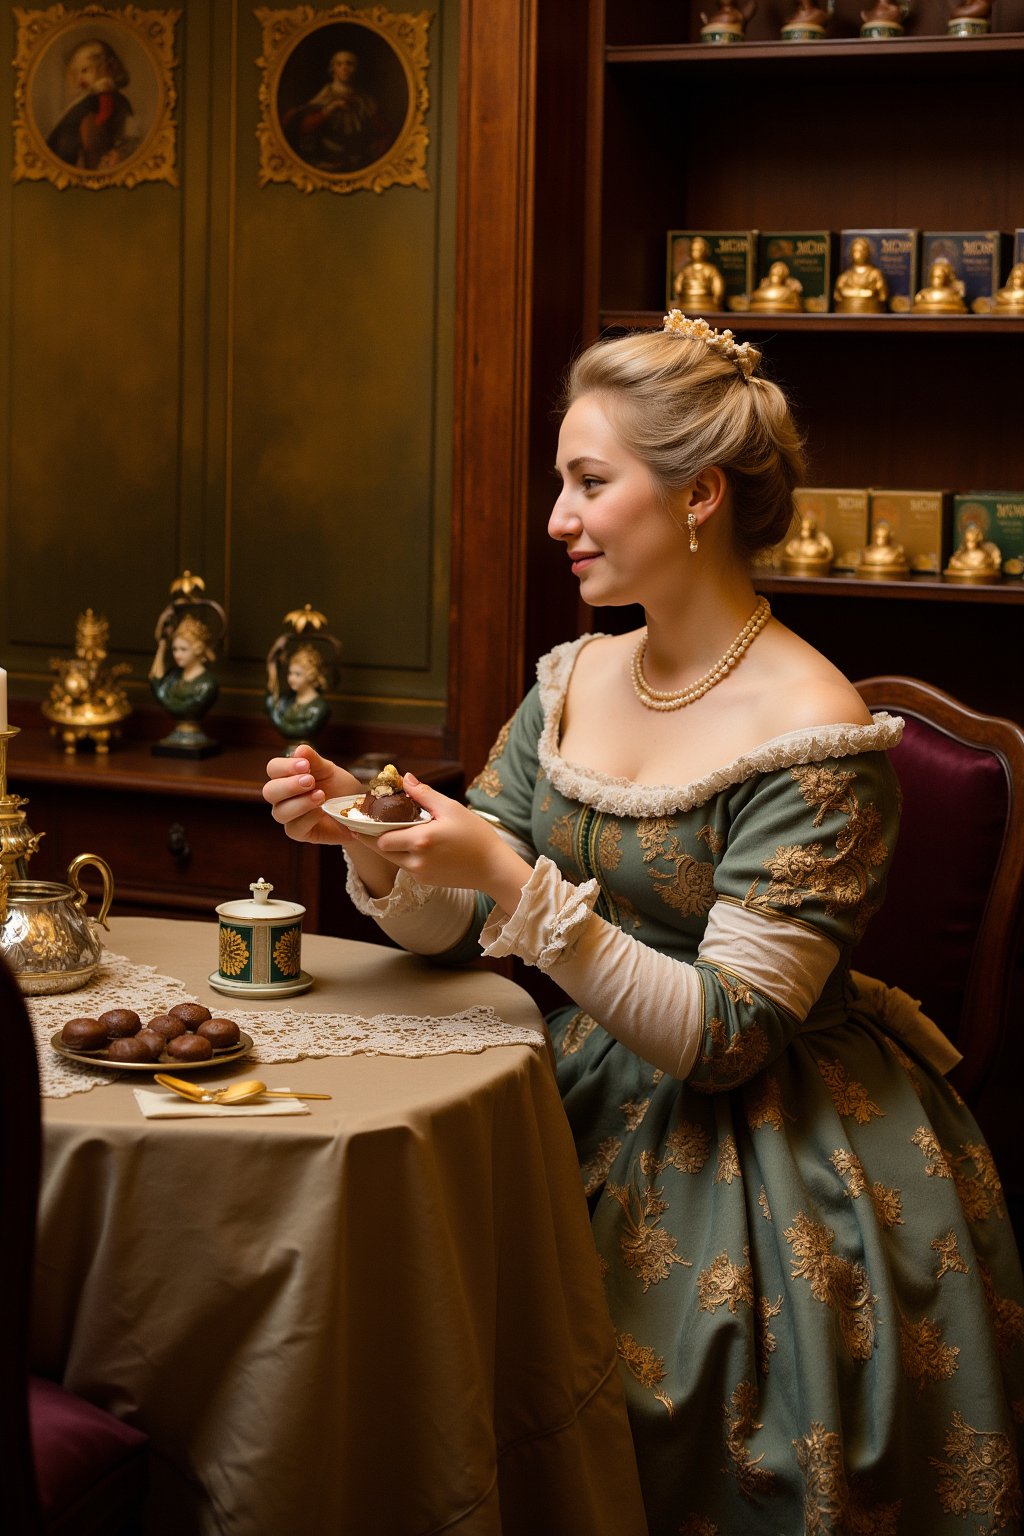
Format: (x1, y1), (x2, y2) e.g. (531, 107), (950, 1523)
(263, 314), (1024, 1533)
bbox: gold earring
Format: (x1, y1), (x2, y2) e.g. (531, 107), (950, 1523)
(688, 512), (698, 554)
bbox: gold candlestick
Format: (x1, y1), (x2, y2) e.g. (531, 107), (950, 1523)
(0, 726), (45, 885)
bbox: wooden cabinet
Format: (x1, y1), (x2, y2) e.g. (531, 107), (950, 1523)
(568, 0), (1024, 718)
(10, 732), (462, 942)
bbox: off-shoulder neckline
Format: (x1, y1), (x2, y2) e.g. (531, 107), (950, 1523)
(534, 634), (904, 818)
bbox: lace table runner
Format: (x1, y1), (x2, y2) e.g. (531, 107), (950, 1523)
(30, 952), (547, 1100)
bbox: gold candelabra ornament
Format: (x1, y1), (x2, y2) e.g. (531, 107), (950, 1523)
(41, 609), (133, 755)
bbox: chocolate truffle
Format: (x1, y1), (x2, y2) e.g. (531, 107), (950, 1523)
(135, 1029), (168, 1060)
(165, 1032), (213, 1062)
(98, 1007), (142, 1038)
(356, 762), (419, 823)
(107, 1035), (158, 1063)
(197, 1017), (241, 1050)
(168, 1002), (212, 1027)
(147, 1013), (188, 1041)
(61, 1016), (108, 1052)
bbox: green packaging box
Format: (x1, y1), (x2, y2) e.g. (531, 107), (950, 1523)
(793, 487), (870, 571)
(921, 231), (1001, 307)
(838, 229), (918, 311)
(1014, 229), (1024, 268)
(954, 493), (1024, 576)
(666, 231), (755, 312)
(869, 489), (951, 575)
(756, 231), (831, 312)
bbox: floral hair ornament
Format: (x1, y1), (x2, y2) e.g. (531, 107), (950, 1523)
(662, 310), (757, 380)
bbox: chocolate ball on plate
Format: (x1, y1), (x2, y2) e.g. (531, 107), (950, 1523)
(135, 1029), (168, 1060)
(61, 1017), (108, 1052)
(165, 1032), (213, 1062)
(168, 1002), (212, 1027)
(98, 1007), (141, 1038)
(107, 1035), (158, 1063)
(197, 1017), (241, 1050)
(147, 1014), (188, 1042)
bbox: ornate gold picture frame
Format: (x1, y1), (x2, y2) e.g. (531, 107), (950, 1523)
(12, 4), (180, 190)
(255, 5), (431, 195)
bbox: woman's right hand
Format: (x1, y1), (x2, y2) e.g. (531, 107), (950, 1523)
(262, 744), (363, 846)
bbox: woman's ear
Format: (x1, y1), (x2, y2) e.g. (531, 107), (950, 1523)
(685, 465), (727, 519)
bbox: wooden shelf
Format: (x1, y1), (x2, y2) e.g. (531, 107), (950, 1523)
(602, 311), (1024, 334)
(754, 574), (1024, 603)
(608, 33), (1024, 65)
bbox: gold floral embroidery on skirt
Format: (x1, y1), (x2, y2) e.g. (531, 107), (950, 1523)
(746, 1073), (791, 1133)
(930, 1412), (1022, 1532)
(794, 1421), (901, 1536)
(784, 1211), (877, 1361)
(560, 1010), (599, 1055)
(829, 1148), (903, 1228)
(724, 1381), (776, 1498)
(692, 1016), (770, 1092)
(757, 1294), (783, 1376)
(759, 1186), (773, 1221)
(580, 1135), (621, 1197)
(979, 1259), (1024, 1351)
(617, 1331), (673, 1415)
(818, 1058), (882, 1124)
(606, 1178), (692, 1292)
(715, 1134), (741, 1184)
(912, 1126), (954, 1179)
(697, 1249), (754, 1314)
(932, 1230), (969, 1280)
(953, 1141), (1006, 1222)
(619, 1095), (651, 1130)
(647, 1118), (711, 1175)
(898, 1309), (960, 1392)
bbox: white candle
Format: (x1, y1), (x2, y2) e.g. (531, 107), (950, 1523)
(0, 667), (6, 731)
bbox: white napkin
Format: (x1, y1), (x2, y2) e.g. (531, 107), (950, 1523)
(133, 1087), (311, 1119)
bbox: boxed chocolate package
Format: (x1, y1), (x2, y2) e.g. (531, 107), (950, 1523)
(756, 231), (831, 312)
(869, 489), (951, 576)
(838, 229), (918, 312)
(953, 493), (1024, 576)
(921, 231), (1001, 308)
(666, 231), (756, 313)
(793, 487), (870, 572)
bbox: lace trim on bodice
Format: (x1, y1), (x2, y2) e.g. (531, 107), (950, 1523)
(536, 635), (904, 818)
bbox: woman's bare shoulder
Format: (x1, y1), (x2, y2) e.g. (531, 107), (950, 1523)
(749, 623), (873, 733)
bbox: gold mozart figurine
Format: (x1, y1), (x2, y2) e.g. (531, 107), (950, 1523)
(857, 520), (909, 580)
(781, 512), (834, 576)
(41, 609), (132, 755)
(948, 0), (991, 34)
(700, 0), (757, 43)
(781, 0), (833, 40)
(944, 522), (1002, 583)
(834, 236), (889, 314)
(912, 256), (967, 314)
(750, 260), (803, 313)
(995, 263), (1024, 312)
(860, 0), (908, 36)
(672, 236), (726, 311)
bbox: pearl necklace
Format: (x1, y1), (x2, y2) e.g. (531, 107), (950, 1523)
(630, 597), (771, 712)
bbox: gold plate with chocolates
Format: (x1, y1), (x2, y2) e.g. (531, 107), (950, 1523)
(52, 1030), (254, 1073)
(51, 1001), (254, 1072)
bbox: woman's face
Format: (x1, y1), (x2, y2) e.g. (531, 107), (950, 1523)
(549, 393), (688, 610)
(288, 656), (315, 691)
(172, 631), (202, 668)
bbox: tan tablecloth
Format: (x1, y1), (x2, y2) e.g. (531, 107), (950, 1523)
(32, 919), (648, 1536)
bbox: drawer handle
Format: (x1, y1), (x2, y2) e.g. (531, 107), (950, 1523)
(167, 822), (191, 867)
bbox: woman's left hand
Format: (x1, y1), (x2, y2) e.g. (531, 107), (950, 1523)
(353, 774), (531, 913)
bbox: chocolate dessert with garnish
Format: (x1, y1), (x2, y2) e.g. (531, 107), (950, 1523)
(355, 763), (419, 823)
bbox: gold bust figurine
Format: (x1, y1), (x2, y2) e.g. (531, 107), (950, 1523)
(857, 520), (909, 580)
(834, 237), (889, 314)
(944, 522), (1002, 583)
(781, 0), (832, 38)
(672, 236), (726, 311)
(995, 262), (1024, 312)
(781, 512), (834, 576)
(948, 0), (990, 34)
(913, 256), (967, 314)
(700, 0), (757, 43)
(860, 0), (907, 36)
(750, 260), (803, 313)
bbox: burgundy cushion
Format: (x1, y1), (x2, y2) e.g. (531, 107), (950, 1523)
(29, 1375), (147, 1536)
(853, 716), (1009, 1045)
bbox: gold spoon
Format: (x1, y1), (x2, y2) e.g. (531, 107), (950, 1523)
(155, 1074), (331, 1105)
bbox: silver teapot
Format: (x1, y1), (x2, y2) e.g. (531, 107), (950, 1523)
(0, 853), (114, 995)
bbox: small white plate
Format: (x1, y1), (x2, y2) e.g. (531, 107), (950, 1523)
(322, 794), (432, 837)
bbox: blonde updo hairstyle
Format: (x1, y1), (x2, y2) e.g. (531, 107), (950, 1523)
(562, 330), (805, 559)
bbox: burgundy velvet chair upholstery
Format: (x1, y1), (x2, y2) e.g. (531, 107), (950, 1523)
(853, 676), (1024, 1100)
(0, 955), (148, 1536)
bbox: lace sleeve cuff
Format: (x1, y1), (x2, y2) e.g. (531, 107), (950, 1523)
(344, 855), (436, 918)
(479, 855), (600, 970)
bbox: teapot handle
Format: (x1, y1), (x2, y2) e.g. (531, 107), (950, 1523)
(67, 853), (115, 930)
